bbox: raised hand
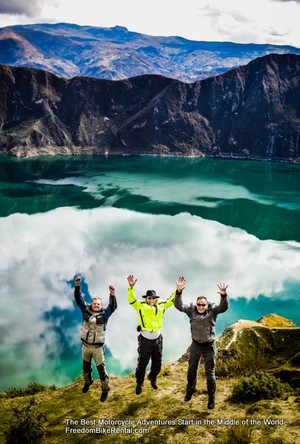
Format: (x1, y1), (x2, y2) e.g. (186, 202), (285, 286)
(176, 276), (186, 292)
(74, 276), (81, 287)
(127, 274), (137, 287)
(217, 282), (228, 296)
(109, 285), (116, 296)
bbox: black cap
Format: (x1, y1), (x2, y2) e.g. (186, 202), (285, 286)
(142, 290), (159, 298)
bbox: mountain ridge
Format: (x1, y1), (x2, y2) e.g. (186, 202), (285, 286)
(1, 53), (299, 162)
(1, 22), (300, 82)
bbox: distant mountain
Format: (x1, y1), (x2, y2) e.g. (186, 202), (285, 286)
(0, 53), (299, 162)
(0, 23), (300, 82)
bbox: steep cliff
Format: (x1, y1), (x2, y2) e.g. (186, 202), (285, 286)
(0, 53), (299, 162)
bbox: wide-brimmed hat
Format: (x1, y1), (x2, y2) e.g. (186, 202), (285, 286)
(142, 290), (159, 298)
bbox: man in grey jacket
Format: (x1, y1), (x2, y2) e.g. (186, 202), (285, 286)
(174, 277), (228, 409)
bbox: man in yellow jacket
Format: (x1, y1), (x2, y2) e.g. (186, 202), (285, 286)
(127, 274), (176, 395)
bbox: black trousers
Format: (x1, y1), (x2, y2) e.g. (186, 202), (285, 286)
(187, 340), (216, 395)
(135, 335), (163, 385)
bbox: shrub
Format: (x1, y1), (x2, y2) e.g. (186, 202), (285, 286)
(4, 398), (47, 444)
(25, 382), (48, 395)
(3, 382), (56, 398)
(2, 387), (25, 398)
(230, 371), (290, 403)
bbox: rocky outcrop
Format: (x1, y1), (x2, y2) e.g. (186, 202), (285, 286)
(216, 315), (300, 387)
(0, 53), (299, 162)
(257, 313), (296, 328)
(1, 23), (300, 82)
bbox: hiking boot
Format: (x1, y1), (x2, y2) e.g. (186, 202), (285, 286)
(100, 378), (110, 401)
(82, 380), (93, 393)
(147, 374), (158, 389)
(100, 391), (108, 402)
(136, 384), (143, 395)
(184, 391), (193, 402)
(208, 396), (215, 409)
(101, 378), (110, 392)
(184, 388), (197, 401)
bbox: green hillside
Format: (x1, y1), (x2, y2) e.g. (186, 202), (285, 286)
(216, 314), (300, 388)
(1, 314), (299, 444)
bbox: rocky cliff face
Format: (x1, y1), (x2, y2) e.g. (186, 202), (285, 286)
(0, 53), (299, 162)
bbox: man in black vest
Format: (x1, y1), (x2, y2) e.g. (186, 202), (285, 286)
(74, 276), (117, 402)
(174, 277), (228, 409)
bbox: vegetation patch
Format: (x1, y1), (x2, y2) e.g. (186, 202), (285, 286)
(230, 371), (291, 403)
(214, 425), (254, 444)
(4, 398), (47, 444)
(1, 382), (57, 399)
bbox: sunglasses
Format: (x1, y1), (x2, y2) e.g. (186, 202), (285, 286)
(197, 303), (207, 307)
(147, 297), (157, 300)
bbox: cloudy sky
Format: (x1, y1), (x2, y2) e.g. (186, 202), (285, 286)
(0, 0), (299, 47)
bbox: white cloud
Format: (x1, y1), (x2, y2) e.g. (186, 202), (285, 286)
(0, 0), (47, 17)
(0, 206), (299, 387)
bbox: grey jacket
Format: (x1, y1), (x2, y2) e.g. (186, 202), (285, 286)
(174, 291), (228, 343)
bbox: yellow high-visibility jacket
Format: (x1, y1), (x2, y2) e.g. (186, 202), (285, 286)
(128, 287), (175, 332)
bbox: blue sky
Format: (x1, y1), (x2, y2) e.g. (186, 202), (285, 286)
(0, 0), (299, 47)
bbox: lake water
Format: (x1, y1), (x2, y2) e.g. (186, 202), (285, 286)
(0, 155), (299, 389)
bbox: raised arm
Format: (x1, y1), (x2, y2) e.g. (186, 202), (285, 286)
(127, 274), (142, 309)
(214, 282), (229, 314)
(174, 276), (192, 315)
(106, 284), (117, 315)
(161, 291), (176, 309)
(161, 276), (186, 309)
(127, 274), (137, 288)
(74, 276), (87, 315)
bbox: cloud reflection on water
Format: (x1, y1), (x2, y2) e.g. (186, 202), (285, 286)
(0, 206), (299, 389)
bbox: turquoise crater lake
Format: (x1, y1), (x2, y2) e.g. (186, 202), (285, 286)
(0, 155), (299, 389)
